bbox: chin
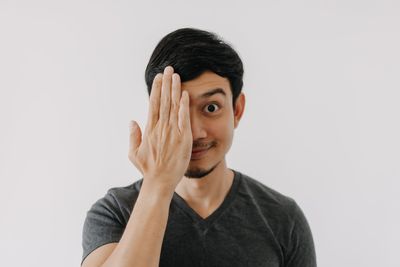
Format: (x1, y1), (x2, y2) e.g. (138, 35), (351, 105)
(184, 161), (220, 179)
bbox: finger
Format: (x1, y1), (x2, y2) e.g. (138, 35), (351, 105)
(159, 66), (174, 127)
(169, 73), (181, 127)
(178, 90), (191, 135)
(128, 120), (142, 159)
(146, 73), (163, 130)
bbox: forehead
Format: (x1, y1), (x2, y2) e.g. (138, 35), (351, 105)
(181, 71), (231, 100)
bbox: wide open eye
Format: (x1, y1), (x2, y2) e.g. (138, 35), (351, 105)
(203, 103), (221, 114)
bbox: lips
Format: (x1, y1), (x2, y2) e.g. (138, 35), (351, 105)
(192, 148), (208, 153)
(191, 146), (211, 160)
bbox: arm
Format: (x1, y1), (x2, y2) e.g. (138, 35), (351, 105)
(285, 202), (317, 267)
(81, 184), (172, 267)
(100, 181), (173, 267)
(82, 66), (192, 267)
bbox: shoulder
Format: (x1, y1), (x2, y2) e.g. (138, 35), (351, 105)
(88, 179), (143, 223)
(236, 170), (296, 208)
(234, 170), (307, 228)
(234, 170), (316, 265)
(105, 179), (143, 203)
(81, 180), (143, 264)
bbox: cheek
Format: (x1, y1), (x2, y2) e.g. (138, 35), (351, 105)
(210, 114), (235, 143)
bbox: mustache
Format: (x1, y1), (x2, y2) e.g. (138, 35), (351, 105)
(192, 140), (217, 149)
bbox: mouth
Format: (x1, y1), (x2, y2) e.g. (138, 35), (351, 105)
(191, 146), (212, 160)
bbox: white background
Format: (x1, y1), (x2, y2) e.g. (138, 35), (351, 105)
(1, 0), (399, 266)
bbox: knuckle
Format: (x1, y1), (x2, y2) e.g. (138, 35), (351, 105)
(163, 124), (172, 133)
(171, 101), (179, 112)
(161, 105), (169, 114)
(128, 151), (135, 160)
(150, 98), (159, 110)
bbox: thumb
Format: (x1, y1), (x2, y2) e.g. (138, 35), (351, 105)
(129, 120), (142, 155)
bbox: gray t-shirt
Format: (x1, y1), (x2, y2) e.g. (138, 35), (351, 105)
(82, 169), (317, 266)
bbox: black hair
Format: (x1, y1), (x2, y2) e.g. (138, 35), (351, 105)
(144, 28), (244, 109)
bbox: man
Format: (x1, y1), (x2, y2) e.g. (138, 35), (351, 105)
(81, 28), (317, 267)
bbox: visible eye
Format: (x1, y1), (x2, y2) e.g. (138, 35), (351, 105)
(203, 103), (221, 114)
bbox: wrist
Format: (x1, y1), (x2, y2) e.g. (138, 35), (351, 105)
(139, 178), (176, 201)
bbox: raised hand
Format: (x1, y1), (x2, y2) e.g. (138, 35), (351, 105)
(128, 66), (192, 192)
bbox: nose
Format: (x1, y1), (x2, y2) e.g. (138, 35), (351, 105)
(190, 112), (207, 140)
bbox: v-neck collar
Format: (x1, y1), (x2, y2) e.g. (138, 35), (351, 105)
(172, 169), (241, 230)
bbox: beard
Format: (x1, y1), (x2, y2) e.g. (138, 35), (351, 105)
(185, 140), (219, 179)
(185, 164), (218, 179)
(184, 161), (220, 179)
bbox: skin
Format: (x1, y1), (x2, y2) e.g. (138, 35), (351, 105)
(129, 66), (193, 193)
(130, 66), (246, 218)
(82, 66), (245, 267)
(175, 70), (246, 218)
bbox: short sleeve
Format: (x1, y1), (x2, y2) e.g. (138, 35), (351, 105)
(81, 191), (126, 265)
(285, 201), (317, 267)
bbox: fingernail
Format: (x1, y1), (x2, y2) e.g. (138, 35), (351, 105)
(164, 66), (174, 73)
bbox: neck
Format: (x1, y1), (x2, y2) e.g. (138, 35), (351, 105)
(175, 160), (234, 209)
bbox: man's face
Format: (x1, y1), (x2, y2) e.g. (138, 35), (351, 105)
(181, 71), (245, 178)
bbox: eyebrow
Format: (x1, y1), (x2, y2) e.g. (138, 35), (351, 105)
(197, 88), (226, 99)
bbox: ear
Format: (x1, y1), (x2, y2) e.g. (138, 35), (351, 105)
(233, 93), (245, 129)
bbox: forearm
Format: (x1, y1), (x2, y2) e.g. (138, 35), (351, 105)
(101, 180), (174, 267)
